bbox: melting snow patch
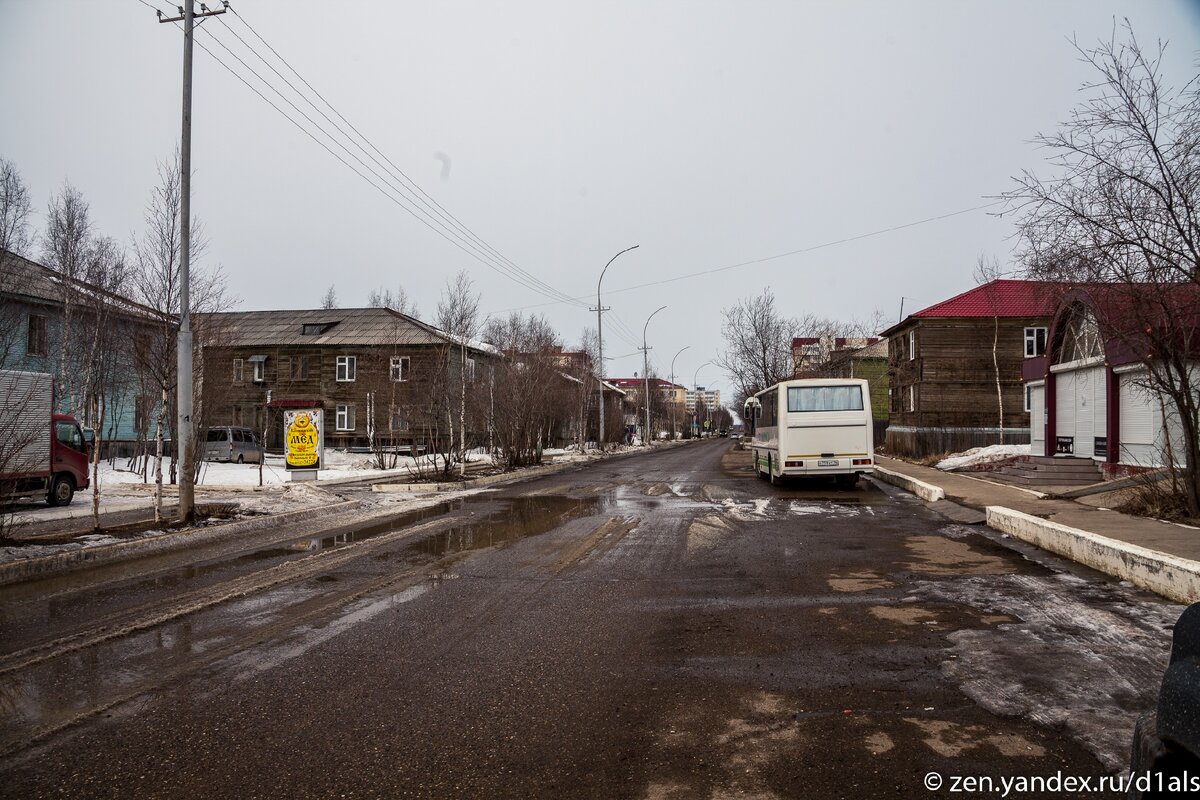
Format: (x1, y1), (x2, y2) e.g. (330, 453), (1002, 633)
(753, 498), (770, 516)
(936, 444), (1030, 471)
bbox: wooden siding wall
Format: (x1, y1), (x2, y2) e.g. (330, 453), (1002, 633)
(886, 316), (1046, 457)
(202, 343), (486, 450)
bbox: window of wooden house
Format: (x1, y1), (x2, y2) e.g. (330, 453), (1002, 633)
(252, 359), (266, 383)
(336, 355), (356, 382)
(390, 410), (409, 431)
(233, 358), (244, 382)
(908, 329), (916, 361)
(133, 333), (151, 366)
(336, 404), (356, 431)
(134, 395), (153, 434)
(390, 356), (410, 382)
(1024, 327), (1047, 358)
(465, 356), (476, 382)
(289, 355), (309, 381)
(232, 405), (245, 426)
(1024, 385), (1033, 413)
(909, 385), (916, 412)
(27, 314), (48, 356)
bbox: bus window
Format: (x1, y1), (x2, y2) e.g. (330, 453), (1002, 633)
(787, 385), (864, 412)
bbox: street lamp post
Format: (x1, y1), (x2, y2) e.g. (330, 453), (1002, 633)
(593, 245), (639, 450)
(641, 305), (667, 445)
(693, 360), (713, 437)
(669, 345), (689, 441)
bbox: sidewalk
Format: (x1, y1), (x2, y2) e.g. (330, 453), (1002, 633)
(875, 456), (1200, 604)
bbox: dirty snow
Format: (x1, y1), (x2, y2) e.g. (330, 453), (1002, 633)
(936, 444), (1030, 472)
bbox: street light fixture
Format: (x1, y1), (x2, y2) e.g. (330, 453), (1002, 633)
(669, 346), (690, 441)
(693, 360), (714, 437)
(594, 245), (639, 449)
(641, 305), (667, 445)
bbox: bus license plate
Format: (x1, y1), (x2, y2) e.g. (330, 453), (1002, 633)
(818, 459), (838, 467)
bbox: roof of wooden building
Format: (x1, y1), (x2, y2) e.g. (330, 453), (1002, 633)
(881, 279), (1055, 336)
(203, 307), (499, 353)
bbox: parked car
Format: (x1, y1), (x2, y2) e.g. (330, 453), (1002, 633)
(203, 426), (264, 464)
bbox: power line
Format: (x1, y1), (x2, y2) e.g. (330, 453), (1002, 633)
(147, 0), (587, 310)
(487, 200), (1006, 315)
(223, 7), (586, 310)
(193, 24), (576, 308)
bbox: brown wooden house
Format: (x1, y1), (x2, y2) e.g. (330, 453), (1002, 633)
(200, 308), (497, 452)
(880, 280), (1055, 458)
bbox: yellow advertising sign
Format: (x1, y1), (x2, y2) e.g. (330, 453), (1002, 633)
(284, 409), (322, 470)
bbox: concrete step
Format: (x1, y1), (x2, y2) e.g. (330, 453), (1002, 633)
(1005, 464), (1102, 476)
(1027, 456), (1096, 466)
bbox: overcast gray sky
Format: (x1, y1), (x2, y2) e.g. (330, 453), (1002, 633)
(3, 0), (1199, 398)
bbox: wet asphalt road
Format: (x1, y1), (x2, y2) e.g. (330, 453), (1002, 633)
(0, 439), (1182, 798)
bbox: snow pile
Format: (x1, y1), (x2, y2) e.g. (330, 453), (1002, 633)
(936, 444), (1030, 472)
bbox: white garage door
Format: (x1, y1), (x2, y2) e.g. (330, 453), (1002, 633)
(1030, 384), (1045, 454)
(1055, 366), (1107, 458)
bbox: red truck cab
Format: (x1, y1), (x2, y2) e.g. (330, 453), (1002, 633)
(49, 413), (91, 505)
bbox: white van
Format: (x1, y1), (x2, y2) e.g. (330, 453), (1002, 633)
(203, 426), (264, 464)
(745, 378), (874, 487)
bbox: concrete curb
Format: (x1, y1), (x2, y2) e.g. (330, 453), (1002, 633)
(985, 506), (1200, 604)
(0, 499), (364, 588)
(872, 466), (946, 502)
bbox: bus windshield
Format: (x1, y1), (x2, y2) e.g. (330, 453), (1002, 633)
(787, 385), (863, 412)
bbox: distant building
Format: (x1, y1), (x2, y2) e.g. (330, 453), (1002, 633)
(880, 279), (1055, 458)
(684, 387), (720, 413)
(0, 249), (169, 457)
(200, 307), (497, 451)
(606, 376), (687, 408)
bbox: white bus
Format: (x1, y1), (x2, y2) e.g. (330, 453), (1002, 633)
(744, 378), (875, 487)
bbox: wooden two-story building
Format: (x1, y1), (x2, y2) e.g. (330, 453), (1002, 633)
(200, 308), (497, 452)
(880, 279), (1055, 458)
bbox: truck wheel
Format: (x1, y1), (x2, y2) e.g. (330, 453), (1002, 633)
(47, 474), (75, 507)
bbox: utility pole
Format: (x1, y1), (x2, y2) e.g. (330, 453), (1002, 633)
(641, 305), (667, 446)
(593, 245), (638, 449)
(157, 1), (228, 522)
(669, 345), (689, 441)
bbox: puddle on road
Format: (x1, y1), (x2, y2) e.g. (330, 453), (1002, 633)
(22, 503), (461, 625)
(401, 495), (600, 559)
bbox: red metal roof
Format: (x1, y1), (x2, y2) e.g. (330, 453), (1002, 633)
(605, 377), (685, 389)
(910, 279), (1055, 319)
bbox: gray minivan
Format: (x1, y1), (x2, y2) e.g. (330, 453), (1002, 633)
(203, 426), (264, 463)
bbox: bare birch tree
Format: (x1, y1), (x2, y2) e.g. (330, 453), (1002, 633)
(0, 158), (34, 364)
(78, 237), (132, 529)
(1006, 24), (1200, 513)
(321, 284), (338, 310)
(717, 289), (798, 409)
(42, 182), (93, 417)
(367, 285), (418, 317)
(974, 254), (1006, 444)
(436, 270), (481, 477)
(131, 151), (226, 522)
